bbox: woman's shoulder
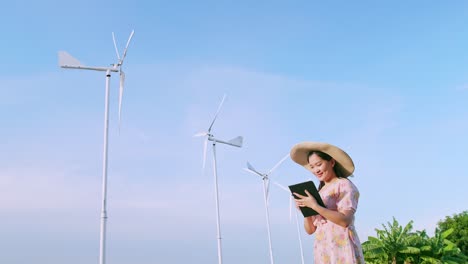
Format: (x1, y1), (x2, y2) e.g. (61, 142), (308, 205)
(337, 177), (359, 192)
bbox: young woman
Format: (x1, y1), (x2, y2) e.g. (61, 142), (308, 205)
(290, 141), (365, 264)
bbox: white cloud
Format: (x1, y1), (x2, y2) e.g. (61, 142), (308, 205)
(0, 166), (98, 211)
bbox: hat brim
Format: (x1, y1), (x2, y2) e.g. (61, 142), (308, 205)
(290, 142), (354, 177)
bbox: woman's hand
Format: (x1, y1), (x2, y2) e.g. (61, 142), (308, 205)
(295, 190), (355, 228)
(293, 190), (319, 210)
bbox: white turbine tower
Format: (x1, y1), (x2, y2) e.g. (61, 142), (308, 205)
(273, 181), (306, 264)
(193, 94), (243, 264)
(57, 30), (135, 264)
(243, 153), (290, 264)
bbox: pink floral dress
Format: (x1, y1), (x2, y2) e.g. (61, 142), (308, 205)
(312, 178), (365, 264)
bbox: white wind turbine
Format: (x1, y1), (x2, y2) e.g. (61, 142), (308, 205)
(57, 30), (135, 264)
(193, 94), (243, 264)
(243, 153), (290, 264)
(273, 181), (306, 264)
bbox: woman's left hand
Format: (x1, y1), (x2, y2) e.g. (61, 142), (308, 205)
(294, 190), (319, 210)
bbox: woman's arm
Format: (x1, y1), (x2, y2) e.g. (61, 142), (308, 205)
(304, 216), (317, 234)
(294, 190), (354, 228)
(312, 205), (354, 228)
(295, 199), (317, 234)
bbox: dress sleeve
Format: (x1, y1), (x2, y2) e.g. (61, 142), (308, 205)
(336, 179), (360, 213)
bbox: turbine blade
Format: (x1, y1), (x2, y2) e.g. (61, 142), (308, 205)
(267, 153), (290, 176)
(118, 71), (125, 132)
(272, 181), (289, 192)
(121, 30), (135, 63)
(207, 94), (226, 132)
(202, 138), (208, 169)
(112, 32), (121, 61)
(58, 51), (82, 67)
(193, 131), (208, 137)
(289, 196), (293, 222)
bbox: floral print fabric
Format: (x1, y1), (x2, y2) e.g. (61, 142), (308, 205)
(312, 178), (365, 264)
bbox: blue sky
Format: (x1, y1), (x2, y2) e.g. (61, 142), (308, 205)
(2, 1), (468, 263)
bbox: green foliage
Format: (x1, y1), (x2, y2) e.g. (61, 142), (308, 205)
(363, 214), (468, 264)
(417, 228), (467, 264)
(437, 211), (468, 256)
(362, 217), (418, 264)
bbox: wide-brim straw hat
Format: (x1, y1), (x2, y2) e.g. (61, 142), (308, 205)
(290, 141), (355, 177)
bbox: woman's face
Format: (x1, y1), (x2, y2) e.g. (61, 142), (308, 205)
(308, 153), (336, 183)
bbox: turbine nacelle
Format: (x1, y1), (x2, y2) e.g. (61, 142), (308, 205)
(208, 135), (243, 148)
(244, 162), (267, 180)
(244, 153), (290, 192)
(58, 51), (118, 72)
(243, 153), (289, 210)
(58, 30), (135, 131)
(194, 94), (243, 169)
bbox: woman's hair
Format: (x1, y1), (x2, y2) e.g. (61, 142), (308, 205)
(307, 150), (344, 191)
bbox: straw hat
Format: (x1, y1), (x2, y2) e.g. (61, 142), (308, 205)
(290, 141), (355, 177)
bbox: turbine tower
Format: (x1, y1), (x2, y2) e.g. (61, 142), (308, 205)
(193, 94), (243, 264)
(58, 30), (135, 264)
(243, 154), (289, 264)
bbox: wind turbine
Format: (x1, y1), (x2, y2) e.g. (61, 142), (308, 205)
(193, 94), (243, 264)
(58, 30), (135, 264)
(273, 181), (306, 264)
(243, 153), (290, 264)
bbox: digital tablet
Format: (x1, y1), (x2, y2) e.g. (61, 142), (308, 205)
(288, 181), (326, 217)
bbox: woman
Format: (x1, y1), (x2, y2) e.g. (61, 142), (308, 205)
(290, 141), (365, 264)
